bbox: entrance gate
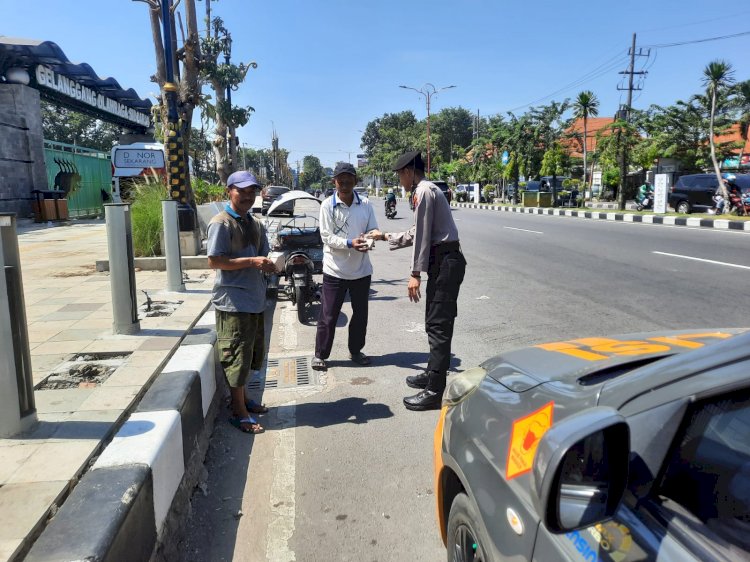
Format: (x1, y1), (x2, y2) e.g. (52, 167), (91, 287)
(43, 141), (112, 218)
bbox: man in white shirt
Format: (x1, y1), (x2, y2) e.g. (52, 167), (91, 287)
(312, 162), (379, 371)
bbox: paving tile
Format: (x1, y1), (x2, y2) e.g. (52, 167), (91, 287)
(77, 385), (141, 411)
(0, 538), (24, 561)
(138, 336), (181, 351)
(48, 409), (122, 442)
(71, 317), (113, 329)
(48, 328), (105, 342)
(29, 341), (89, 355)
(126, 350), (168, 368)
(30, 353), (69, 372)
(25, 305), (63, 320)
(0, 481), (68, 540)
(27, 329), (63, 344)
(40, 310), (96, 321)
(5, 441), (100, 484)
(58, 303), (106, 312)
(83, 338), (144, 353)
(104, 365), (157, 388)
(0, 443), (42, 484)
(34, 388), (95, 414)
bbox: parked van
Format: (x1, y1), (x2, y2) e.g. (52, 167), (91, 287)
(668, 174), (719, 214)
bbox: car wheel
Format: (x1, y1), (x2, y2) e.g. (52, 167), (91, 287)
(676, 200), (691, 214)
(447, 493), (489, 562)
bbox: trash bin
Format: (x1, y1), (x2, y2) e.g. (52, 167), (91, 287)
(31, 190), (68, 222)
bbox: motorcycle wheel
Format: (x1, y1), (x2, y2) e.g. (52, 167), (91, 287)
(295, 285), (307, 323)
(636, 204), (643, 211)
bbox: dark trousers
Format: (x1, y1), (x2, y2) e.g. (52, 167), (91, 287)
(425, 245), (466, 390)
(315, 273), (371, 360)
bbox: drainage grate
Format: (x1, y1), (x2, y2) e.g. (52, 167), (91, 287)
(247, 356), (316, 391)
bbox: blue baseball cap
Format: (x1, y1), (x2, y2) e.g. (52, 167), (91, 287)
(227, 170), (260, 189)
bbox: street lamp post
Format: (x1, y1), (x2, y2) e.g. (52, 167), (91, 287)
(399, 83), (456, 178)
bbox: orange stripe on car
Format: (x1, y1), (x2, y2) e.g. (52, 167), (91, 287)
(434, 406), (449, 545)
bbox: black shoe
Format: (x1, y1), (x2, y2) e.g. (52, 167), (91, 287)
(349, 351), (371, 366)
(311, 357), (327, 371)
(405, 372), (429, 389)
(403, 389), (444, 411)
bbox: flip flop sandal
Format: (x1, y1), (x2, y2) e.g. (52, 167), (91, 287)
(229, 416), (265, 434)
(246, 400), (269, 414)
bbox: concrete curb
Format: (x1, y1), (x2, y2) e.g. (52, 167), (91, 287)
(25, 310), (220, 562)
(451, 202), (750, 232)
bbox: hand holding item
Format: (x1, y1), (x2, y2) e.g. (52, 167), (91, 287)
(351, 235), (372, 252)
(253, 257), (277, 273)
(366, 229), (385, 241)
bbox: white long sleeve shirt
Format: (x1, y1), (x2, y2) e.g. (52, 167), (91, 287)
(319, 191), (379, 280)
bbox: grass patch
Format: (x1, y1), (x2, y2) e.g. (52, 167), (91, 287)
(130, 183), (166, 257)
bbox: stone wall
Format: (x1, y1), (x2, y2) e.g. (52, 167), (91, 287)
(0, 85), (48, 217)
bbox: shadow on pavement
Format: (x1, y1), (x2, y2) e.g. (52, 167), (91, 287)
(290, 397), (394, 429)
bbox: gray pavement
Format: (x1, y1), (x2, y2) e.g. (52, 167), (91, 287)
(0, 219), (214, 561)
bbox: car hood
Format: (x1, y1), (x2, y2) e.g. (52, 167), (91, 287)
(267, 190), (320, 214)
(480, 328), (748, 392)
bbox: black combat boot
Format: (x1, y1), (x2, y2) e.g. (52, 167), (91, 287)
(403, 371), (445, 411)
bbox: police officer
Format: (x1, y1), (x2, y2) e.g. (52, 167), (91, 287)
(368, 151), (466, 410)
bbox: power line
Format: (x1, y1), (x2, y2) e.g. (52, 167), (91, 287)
(644, 30), (750, 49)
(637, 12), (750, 34)
(504, 50), (628, 113)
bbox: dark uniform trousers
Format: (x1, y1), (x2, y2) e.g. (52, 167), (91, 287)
(315, 273), (371, 360)
(425, 242), (466, 391)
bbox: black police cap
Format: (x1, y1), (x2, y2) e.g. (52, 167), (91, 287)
(392, 151), (425, 172)
(333, 162), (357, 177)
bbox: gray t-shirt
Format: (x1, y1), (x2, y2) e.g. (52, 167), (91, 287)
(207, 205), (270, 313)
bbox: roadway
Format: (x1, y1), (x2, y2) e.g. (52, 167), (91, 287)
(182, 199), (749, 562)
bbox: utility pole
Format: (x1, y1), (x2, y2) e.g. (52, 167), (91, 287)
(616, 33), (649, 210)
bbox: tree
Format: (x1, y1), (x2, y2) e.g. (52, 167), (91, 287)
(734, 80), (750, 167)
(41, 101), (121, 152)
(429, 107), (474, 161)
(135, 0), (202, 203)
(300, 155), (324, 189)
(540, 142), (569, 205)
(200, 16), (256, 184)
(703, 60), (735, 204)
(573, 91), (599, 191)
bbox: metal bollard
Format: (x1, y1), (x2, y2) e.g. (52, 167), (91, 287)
(105, 204), (140, 335)
(0, 213), (37, 437)
(162, 200), (185, 292)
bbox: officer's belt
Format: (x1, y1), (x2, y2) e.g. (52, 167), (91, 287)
(431, 240), (461, 254)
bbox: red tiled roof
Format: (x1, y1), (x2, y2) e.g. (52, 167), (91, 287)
(716, 123), (750, 155)
(562, 117), (614, 158)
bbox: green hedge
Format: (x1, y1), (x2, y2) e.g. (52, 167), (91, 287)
(130, 183), (165, 257)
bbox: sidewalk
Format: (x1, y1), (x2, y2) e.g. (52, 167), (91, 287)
(0, 219), (215, 561)
(452, 201), (750, 231)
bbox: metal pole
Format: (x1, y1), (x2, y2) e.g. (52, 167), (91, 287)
(0, 213), (37, 437)
(162, 200), (185, 292)
(105, 204), (141, 335)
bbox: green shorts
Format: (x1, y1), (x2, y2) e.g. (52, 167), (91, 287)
(216, 310), (265, 388)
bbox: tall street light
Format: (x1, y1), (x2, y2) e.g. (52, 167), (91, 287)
(399, 83), (456, 178)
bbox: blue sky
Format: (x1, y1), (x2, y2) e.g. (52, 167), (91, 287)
(3, 0), (749, 169)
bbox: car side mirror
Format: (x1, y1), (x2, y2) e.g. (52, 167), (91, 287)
(531, 407), (629, 533)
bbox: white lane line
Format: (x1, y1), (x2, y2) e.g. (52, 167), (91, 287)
(266, 404), (297, 562)
(653, 251), (750, 270)
(504, 226), (544, 234)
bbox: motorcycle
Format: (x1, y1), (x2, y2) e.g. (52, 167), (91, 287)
(385, 199), (397, 219)
(636, 190), (654, 211)
(265, 192), (323, 323)
(727, 190), (750, 216)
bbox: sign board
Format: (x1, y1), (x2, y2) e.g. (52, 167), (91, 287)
(505, 401), (554, 480)
(654, 174), (670, 214)
(113, 148), (165, 169)
(35, 65), (151, 129)
(502, 150), (509, 165)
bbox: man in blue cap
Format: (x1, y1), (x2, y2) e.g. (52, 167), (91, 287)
(207, 171), (276, 434)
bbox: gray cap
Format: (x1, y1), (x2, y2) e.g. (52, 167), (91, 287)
(392, 151), (424, 171)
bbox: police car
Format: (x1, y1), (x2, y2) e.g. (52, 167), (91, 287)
(434, 329), (750, 561)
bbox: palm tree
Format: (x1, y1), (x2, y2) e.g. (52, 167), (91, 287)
(573, 91), (599, 193)
(703, 60), (735, 205)
(735, 80), (750, 169)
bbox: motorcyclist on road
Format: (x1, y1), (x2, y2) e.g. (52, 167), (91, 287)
(637, 181), (653, 205)
(385, 188), (397, 211)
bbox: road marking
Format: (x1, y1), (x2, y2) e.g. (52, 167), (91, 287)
(653, 251), (750, 270)
(504, 226), (543, 234)
(266, 404), (297, 562)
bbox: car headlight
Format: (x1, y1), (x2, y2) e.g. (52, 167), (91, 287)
(442, 366), (487, 407)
